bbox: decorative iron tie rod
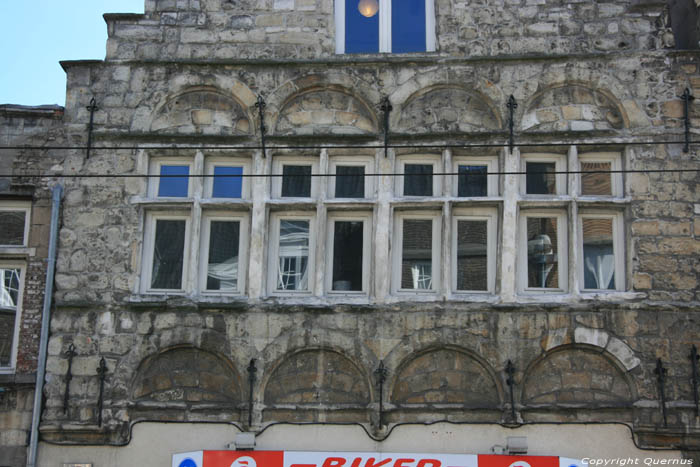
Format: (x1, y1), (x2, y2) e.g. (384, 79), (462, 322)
(247, 358), (257, 427)
(681, 88), (695, 154)
(380, 97), (393, 158)
(655, 358), (668, 427)
(505, 359), (516, 422)
(374, 360), (389, 428)
(255, 95), (267, 158)
(690, 345), (699, 417)
(96, 357), (107, 427)
(507, 95), (518, 151)
(63, 344), (76, 414)
(85, 97), (98, 159)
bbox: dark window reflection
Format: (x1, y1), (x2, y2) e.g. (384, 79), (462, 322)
(401, 219), (433, 289)
(332, 221), (364, 291)
(0, 211), (26, 245)
(526, 217), (559, 288)
(456, 220), (488, 290)
(206, 221), (240, 291)
(335, 166), (365, 198)
(151, 220), (186, 289)
(457, 165), (488, 197)
(404, 164), (433, 196)
(526, 162), (556, 194)
(281, 165), (312, 197)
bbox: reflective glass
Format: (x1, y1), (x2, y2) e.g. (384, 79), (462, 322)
(345, 0), (379, 53)
(581, 161), (612, 196)
(206, 221), (240, 291)
(0, 268), (20, 366)
(457, 165), (488, 197)
(526, 217), (559, 288)
(278, 220), (310, 291)
(281, 165), (312, 197)
(392, 0), (426, 53)
(151, 220), (186, 289)
(526, 162), (556, 194)
(401, 219), (432, 290)
(158, 165), (189, 197)
(332, 221), (364, 291)
(0, 211), (26, 245)
(212, 166), (243, 198)
(582, 218), (614, 290)
(404, 164), (433, 196)
(335, 166), (365, 198)
(456, 220), (488, 291)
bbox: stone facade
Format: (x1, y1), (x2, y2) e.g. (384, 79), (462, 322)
(2, 0), (700, 465)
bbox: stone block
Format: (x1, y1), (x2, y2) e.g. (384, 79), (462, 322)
(574, 327), (609, 349)
(605, 336), (640, 370)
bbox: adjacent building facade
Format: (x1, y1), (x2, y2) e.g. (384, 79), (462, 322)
(1, 0), (700, 466)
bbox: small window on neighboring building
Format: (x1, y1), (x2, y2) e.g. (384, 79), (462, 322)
(273, 158), (318, 199)
(143, 214), (190, 292)
(269, 214), (316, 294)
(326, 213), (372, 294)
(452, 208), (497, 293)
(200, 214), (248, 294)
(0, 202), (30, 246)
(579, 152), (622, 197)
(328, 157), (373, 199)
(397, 156), (440, 197)
(335, 0), (436, 54)
(149, 160), (192, 198)
(393, 212), (441, 293)
(579, 212), (624, 292)
(0, 265), (23, 369)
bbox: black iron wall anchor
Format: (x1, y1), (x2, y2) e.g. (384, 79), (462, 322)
(681, 88), (695, 153)
(255, 95), (267, 158)
(85, 97), (99, 159)
(505, 359), (517, 421)
(374, 361), (389, 427)
(96, 357), (107, 427)
(507, 95), (518, 150)
(690, 345), (699, 417)
(655, 358), (668, 427)
(247, 358), (257, 427)
(63, 344), (76, 414)
(380, 97), (393, 158)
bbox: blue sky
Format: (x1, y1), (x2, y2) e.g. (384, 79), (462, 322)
(0, 0), (145, 106)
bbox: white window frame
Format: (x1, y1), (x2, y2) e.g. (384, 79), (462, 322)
(520, 153), (567, 196)
(204, 158), (251, 199)
(148, 159), (193, 198)
(578, 211), (625, 292)
(334, 0), (436, 54)
(451, 207), (497, 294)
(328, 157), (374, 199)
(268, 212), (317, 295)
(452, 157), (499, 197)
(392, 211), (441, 294)
(0, 201), (31, 247)
(199, 212), (249, 295)
(141, 212), (191, 293)
(578, 152), (623, 198)
(0, 261), (25, 373)
(518, 210), (568, 293)
(325, 212), (372, 295)
(272, 157), (319, 199)
(396, 155), (442, 197)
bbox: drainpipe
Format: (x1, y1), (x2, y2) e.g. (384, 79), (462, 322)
(27, 184), (63, 467)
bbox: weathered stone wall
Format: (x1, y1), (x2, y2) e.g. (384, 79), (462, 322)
(103, 0), (675, 61)
(0, 385), (34, 467)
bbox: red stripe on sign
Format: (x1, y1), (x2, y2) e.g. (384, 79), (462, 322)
(290, 464), (317, 467)
(203, 450), (285, 467)
(478, 455), (559, 467)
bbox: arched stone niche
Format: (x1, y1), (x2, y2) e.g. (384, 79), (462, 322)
(522, 345), (633, 406)
(521, 84), (625, 132)
(150, 87), (252, 135)
(131, 346), (242, 404)
(274, 87), (378, 136)
(391, 347), (501, 408)
(264, 348), (371, 405)
(396, 86), (501, 133)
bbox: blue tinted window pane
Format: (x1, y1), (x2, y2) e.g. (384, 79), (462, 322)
(345, 0), (379, 53)
(212, 166), (243, 198)
(158, 165), (189, 197)
(392, 0), (426, 53)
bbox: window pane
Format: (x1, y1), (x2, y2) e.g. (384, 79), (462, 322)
(0, 268), (20, 367)
(206, 221), (240, 291)
(456, 220), (488, 291)
(526, 217), (559, 288)
(526, 162), (556, 194)
(332, 221), (364, 291)
(151, 220), (186, 289)
(582, 218), (615, 290)
(0, 211), (26, 245)
(404, 164), (433, 196)
(581, 161), (612, 196)
(457, 165), (488, 197)
(345, 0), (379, 53)
(278, 220), (309, 291)
(212, 166), (243, 198)
(335, 166), (365, 198)
(401, 219), (433, 290)
(392, 0), (426, 53)
(158, 165), (189, 197)
(281, 165), (312, 197)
